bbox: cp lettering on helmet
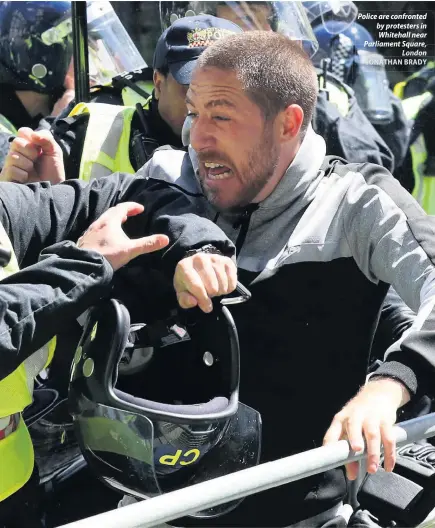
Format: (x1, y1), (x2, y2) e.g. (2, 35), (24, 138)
(159, 448), (201, 466)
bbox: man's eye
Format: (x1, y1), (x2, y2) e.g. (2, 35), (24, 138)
(187, 112), (198, 118)
(213, 116), (230, 121)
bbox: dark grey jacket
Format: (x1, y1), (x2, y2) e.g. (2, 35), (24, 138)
(142, 128), (435, 526)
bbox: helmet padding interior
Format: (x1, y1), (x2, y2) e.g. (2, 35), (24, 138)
(113, 389), (229, 415)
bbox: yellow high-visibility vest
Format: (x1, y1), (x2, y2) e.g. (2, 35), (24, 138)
(394, 63), (435, 214)
(0, 115), (17, 136)
(318, 74), (351, 117)
(0, 222), (56, 502)
(68, 87), (152, 182)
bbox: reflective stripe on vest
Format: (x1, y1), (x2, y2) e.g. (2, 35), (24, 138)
(0, 221), (56, 501)
(0, 416), (33, 501)
(68, 101), (150, 181)
(393, 80), (406, 99)
(0, 115), (17, 136)
(394, 61), (435, 99)
(318, 75), (350, 117)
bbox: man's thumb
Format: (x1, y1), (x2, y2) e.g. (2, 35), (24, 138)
(31, 130), (59, 155)
(17, 127), (34, 141)
(130, 234), (170, 257)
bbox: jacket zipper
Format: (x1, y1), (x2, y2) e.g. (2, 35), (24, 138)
(213, 204), (259, 255)
(233, 204), (259, 254)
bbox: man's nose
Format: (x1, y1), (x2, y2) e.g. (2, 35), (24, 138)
(190, 116), (216, 152)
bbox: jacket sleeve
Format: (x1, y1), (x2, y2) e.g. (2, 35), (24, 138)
(49, 111), (89, 181)
(0, 174), (234, 379)
(0, 241), (113, 380)
(0, 173), (235, 271)
(342, 162), (435, 399)
(371, 287), (415, 363)
(373, 92), (411, 173)
(313, 92), (395, 173)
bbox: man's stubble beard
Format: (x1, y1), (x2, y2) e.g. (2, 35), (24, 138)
(201, 126), (280, 213)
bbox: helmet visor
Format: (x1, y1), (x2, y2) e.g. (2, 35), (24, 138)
(73, 398), (261, 517)
(352, 51), (393, 124)
(303, 0), (358, 34)
(86, 1), (147, 86)
(41, 1), (147, 87)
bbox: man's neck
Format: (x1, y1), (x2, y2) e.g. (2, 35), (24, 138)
(252, 140), (301, 203)
(15, 91), (51, 119)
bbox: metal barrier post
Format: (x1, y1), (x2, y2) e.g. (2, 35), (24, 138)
(57, 412), (435, 528)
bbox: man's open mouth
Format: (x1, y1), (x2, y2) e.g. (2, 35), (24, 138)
(204, 162), (232, 180)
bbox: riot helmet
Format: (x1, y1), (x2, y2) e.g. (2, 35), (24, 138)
(313, 21), (393, 124)
(303, 0), (357, 34)
(160, 1), (319, 58)
(0, 1), (147, 93)
(69, 295), (261, 518)
(0, 1), (73, 93)
(41, 1), (147, 88)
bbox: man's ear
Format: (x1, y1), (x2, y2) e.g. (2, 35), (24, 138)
(280, 104), (304, 141)
(153, 70), (164, 100)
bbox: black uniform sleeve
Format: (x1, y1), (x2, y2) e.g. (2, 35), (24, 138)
(49, 92), (127, 181)
(0, 241), (113, 380)
(0, 173), (235, 271)
(373, 92), (411, 173)
(50, 112), (89, 181)
(314, 92), (395, 172)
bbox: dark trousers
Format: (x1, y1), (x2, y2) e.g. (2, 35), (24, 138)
(0, 467), (45, 528)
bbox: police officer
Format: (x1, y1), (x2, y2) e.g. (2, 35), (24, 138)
(161, 0), (396, 172)
(0, 131), (237, 526)
(312, 21), (411, 183)
(393, 62), (435, 212)
(0, 0), (150, 171)
(0, 203), (168, 528)
(0, 1), (76, 170)
(48, 14), (242, 183)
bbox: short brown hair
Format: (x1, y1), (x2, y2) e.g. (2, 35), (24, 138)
(196, 31), (318, 135)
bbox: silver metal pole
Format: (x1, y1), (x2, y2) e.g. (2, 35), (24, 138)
(57, 412), (435, 528)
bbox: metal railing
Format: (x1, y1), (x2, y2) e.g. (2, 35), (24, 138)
(57, 412), (435, 528)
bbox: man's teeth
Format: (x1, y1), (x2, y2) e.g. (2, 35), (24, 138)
(203, 161), (231, 180)
(204, 162), (224, 168)
(207, 171), (231, 180)
(204, 161), (231, 180)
